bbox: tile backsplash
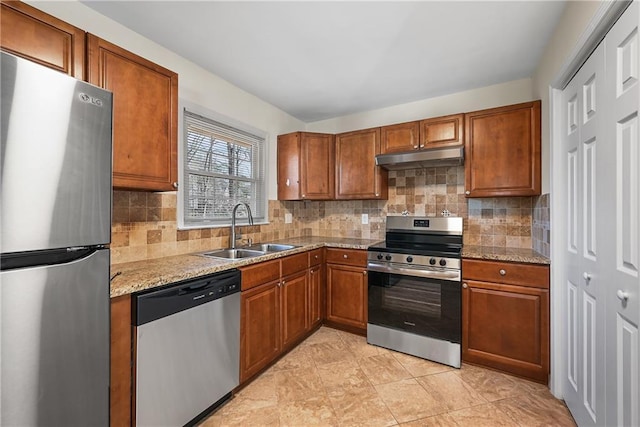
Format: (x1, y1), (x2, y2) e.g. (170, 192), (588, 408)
(111, 166), (546, 264)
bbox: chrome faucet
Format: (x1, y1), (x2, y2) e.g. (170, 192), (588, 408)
(231, 202), (254, 249)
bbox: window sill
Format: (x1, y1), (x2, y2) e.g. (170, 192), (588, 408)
(177, 221), (270, 231)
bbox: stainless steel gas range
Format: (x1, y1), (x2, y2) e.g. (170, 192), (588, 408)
(367, 216), (463, 368)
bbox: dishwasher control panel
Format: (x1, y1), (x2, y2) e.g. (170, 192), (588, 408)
(134, 269), (241, 326)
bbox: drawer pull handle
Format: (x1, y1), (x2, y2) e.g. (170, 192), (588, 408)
(462, 283), (468, 289)
(499, 269), (506, 276)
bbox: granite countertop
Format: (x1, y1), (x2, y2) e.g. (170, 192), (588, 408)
(462, 245), (550, 265)
(109, 237), (381, 298)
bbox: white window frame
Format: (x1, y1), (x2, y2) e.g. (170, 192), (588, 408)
(177, 100), (268, 229)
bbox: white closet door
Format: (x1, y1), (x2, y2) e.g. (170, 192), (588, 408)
(605, 2), (640, 426)
(562, 41), (607, 427)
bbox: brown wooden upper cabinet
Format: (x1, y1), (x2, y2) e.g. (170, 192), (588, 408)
(277, 132), (335, 200)
(335, 128), (388, 200)
(464, 101), (541, 197)
(380, 114), (464, 154)
(87, 34), (178, 191)
(0, 0), (85, 79)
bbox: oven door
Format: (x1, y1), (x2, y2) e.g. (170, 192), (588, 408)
(367, 263), (461, 344)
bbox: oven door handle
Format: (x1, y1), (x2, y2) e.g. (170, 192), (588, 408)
(367, 262), (461, 282)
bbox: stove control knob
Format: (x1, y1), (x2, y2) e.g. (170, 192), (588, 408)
(385, 254), (392, 261)
(406, 256), (413, 263)
(439, 259), (447, 266)
(429, 258), (437, 265)
(377, 253), (383, 260)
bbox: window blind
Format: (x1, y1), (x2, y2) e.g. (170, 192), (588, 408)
(183, 109), (265, 227)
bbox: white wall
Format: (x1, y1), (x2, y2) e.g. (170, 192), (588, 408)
(27, 0), (306, 201)
(532, 1), (601, 193)
(306, 78), (534, 134)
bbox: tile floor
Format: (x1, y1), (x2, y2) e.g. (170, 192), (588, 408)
(201, 327), (576, 427)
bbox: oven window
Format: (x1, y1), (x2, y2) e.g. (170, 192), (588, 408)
(368, 271), (461, 343)
(381, 277), (441, 318)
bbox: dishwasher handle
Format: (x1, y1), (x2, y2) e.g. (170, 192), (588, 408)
(134, 269), (241, 326)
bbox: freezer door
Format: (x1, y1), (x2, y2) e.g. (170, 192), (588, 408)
(0, 249), (110, 427)
(0, 52), (112, 252)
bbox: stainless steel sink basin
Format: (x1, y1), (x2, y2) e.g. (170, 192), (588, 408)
(248, 243), (299, 252)
(200, 248), (265, 259)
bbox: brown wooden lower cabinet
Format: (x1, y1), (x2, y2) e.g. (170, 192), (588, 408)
(110, 294), (132, 427)
(281, 269), (309, 349)
(240, 280), (281, 383)
(462, 259), (550, 384)
(325, 248), (368, 333)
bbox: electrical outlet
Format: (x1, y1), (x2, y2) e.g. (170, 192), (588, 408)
(284, 213), (293, 224)
(361, 214), (369, 225)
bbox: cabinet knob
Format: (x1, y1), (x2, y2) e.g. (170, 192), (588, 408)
(286, 179), (290, 187)
(617, 290), (629, 302)
(315, 255), (319, 259)
(414, 145), (419, 149)
(375, 193), (380, 197)
(302, 194), (306, 198)
(499, 269), (506, 276)
(465, 190), (470, 195)
(363, 271), (367, 275)
(343, 254), (348, 259)
(172, 181), (178, 189)
(462, 283), (468, 289)
(310, 270), (314, 275)
(583, 272), (592, 282)
(281, 280), (285, 286)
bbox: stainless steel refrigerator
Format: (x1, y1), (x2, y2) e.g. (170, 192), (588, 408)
(0, 52), (112, 426)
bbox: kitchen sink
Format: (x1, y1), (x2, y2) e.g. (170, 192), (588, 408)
(247, 243), (299, 252)
(199, 248), (265, 259)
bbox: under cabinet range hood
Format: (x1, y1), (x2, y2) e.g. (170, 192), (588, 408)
(375, 146), (464, 170)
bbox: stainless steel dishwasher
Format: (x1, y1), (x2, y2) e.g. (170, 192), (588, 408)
(134, 269), (241, 427)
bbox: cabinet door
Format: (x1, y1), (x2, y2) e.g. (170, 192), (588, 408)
(380, 121), (420, 154)
(326, 263), (367, 330)
(420, 113), (463, 149)
(281, 270), (309, 349)
(335, 128), (388, 199)
(277, 132), (301, 200)
(309, 265), (322, 328)
(240, 281), (281, 383)
(87, 34), (178, 191)
(464, 101), (541, 197)
(462, 279), (549, 383)
(0, 1), (85, 79)
(301, 133), (335, 200)
(111, 294), (132, 427)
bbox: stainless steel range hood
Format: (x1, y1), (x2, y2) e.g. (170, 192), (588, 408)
(375, 146), (464, 170)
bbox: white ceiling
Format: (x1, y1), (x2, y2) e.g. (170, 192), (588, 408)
(81, 1), (566, 123)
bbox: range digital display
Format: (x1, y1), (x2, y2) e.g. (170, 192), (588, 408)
(413, 219), (430, 228)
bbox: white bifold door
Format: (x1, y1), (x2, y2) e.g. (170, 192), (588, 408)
(561, 2), (640, 426)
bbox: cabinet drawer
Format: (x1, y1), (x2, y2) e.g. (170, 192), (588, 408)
(326, 248), (367, 267)
(241, 259), (280, 290)
(462, 259), (549, 289)
(308, 248), (323, 267)
(281, 252), (308, 277)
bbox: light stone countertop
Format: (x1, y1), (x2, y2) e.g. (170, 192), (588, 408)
(462, 245), (550, 265)
(109, 237), (381, 298)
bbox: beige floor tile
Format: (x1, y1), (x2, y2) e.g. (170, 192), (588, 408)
(417, 371), (487, 412)
(359, 353), (413, 385)
(447, 403), (518, 426)
(375, 378), (448, 423)
(307, 340), (356, 366)
(302, 326), (343, 346)
(218, 373), (277, 416)
(339, 331), (386, 358)
(278, 395), (339, 426)
(392, 352), (454, 378)
(274, 366), (325, 402)
(211, 405), (280, 426)
(493, 390), (577, 427)
(454, 364), (524, 402)
(317, 359), (372, 390)
(398, 413), (458, 426)
(327, 384), (398, 427)
(271, 343), (316, 372)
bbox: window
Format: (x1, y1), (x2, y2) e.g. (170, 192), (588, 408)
(180, 108), (266, 228)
